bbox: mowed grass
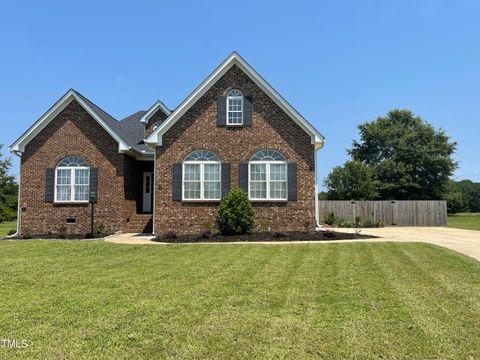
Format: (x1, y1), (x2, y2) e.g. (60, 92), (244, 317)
(1, 241), (480, 359)
(0, 221), (16, 237)
(448, 213), (480, 231)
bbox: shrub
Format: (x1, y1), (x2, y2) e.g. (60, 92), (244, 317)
(216, 188), (255, 235)
(201, 221), (219, 235)
(336, 218), (352, 228)
(7, 229), (16, 236)
(95, 223), (106, 234)
(323, 212), (337, 225)
(362, 219), (375, 227)
(376, 219), (385, 227)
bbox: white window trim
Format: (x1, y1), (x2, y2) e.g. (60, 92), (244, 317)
(249, 161), (288, 201)
(226, 90), (244, 126)
(182, 161), (222, 201)
(54, 166), (90, 203)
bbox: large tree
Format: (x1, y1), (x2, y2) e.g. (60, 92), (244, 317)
(325, 110), (457, 200)
(323, 160), (380, 200)
(0, 145), (18, 222)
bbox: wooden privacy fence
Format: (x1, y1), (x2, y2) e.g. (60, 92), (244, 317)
(319, 200), (447, 227)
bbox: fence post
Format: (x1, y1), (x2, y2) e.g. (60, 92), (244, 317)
(351, 200), (356, 224)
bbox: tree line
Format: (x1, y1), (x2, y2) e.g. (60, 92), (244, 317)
(0, 145), (18, 222)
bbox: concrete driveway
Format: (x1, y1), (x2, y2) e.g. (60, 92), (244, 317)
(106, 227), (480, 261)
(339, 227), (480, 261)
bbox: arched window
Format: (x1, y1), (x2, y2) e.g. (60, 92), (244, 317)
(55, 156), (90, 202)
(183, 150), (221, 200)
(227, 89), (243, 125)
(249, 150), (287, 200)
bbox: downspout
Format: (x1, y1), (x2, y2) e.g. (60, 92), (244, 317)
(314, 149), (320, 228)
(152, 147), (156, 236)
(314, 138), (325, 229)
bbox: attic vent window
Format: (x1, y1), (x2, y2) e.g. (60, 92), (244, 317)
(152, 120), (162, 131)
(227, 89), (243, 125)
(66, 218), (76, 224)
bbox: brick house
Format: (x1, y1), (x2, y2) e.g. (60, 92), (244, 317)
(10, 53), (325, 236)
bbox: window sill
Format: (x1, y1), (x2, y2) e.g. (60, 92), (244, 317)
(53, 201), (89, 205)
(249, 199), (288, 203)
(181, 199), (221, 203)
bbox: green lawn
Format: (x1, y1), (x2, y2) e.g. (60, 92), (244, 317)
(448, 213), (480, 231)
(1, 241), (480, 359)
(0, 221), (16, 237)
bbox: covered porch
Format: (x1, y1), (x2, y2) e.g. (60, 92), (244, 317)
(124, 159), (154, 233)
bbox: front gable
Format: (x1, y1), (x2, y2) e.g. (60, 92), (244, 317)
(159, 65), (315, 157)
(145, 52), (325, 149)
(139, 101), (171, 137)
(10, 89), (131, 154)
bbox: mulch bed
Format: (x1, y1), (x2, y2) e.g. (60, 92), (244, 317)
(152, 230), (376, 243)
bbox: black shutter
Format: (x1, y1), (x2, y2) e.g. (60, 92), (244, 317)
(90, 168), (98, 202)
(239, 163), (248, 193)
(217, 96), (227, 127)
(172, 164), (182, 201)
(243, 96), (253, 126)
(288, 163), (297, 201)
(221, 163), (231, 197)
(45, 168), (55, 202)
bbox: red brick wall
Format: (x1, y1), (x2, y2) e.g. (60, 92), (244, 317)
(145, 108), (168, 137)
(154, 65), (316, 235)
(19, 100), (138, 236)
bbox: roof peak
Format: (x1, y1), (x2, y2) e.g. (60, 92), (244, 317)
(145, 52), (325, 149)
(139, 100), (172, 124)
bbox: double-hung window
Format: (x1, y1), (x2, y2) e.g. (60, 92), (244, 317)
(227, 89), (243, 125)
(183, 150), (221, 200)
(55, 156), (90, 202)
(249, 150), (287, 200)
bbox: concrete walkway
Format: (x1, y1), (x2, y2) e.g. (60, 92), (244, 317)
(105, 227), (480, 261)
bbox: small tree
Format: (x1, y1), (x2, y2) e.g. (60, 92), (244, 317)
(444, 181), (467, 214)
(216, 188), (255, 235)
(0, 145), (18, 222)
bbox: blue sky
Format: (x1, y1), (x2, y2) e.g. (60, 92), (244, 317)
(1, 1), (479, 188)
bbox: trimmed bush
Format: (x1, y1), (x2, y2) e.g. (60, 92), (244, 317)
(216, 188), (255, 235)
(323, 212), (337, 225)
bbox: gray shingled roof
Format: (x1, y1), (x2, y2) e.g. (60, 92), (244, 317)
(118, 111), (152, 153)
(73, 90), (153, 154)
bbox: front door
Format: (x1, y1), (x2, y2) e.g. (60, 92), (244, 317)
(142, 172), (153, 213)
